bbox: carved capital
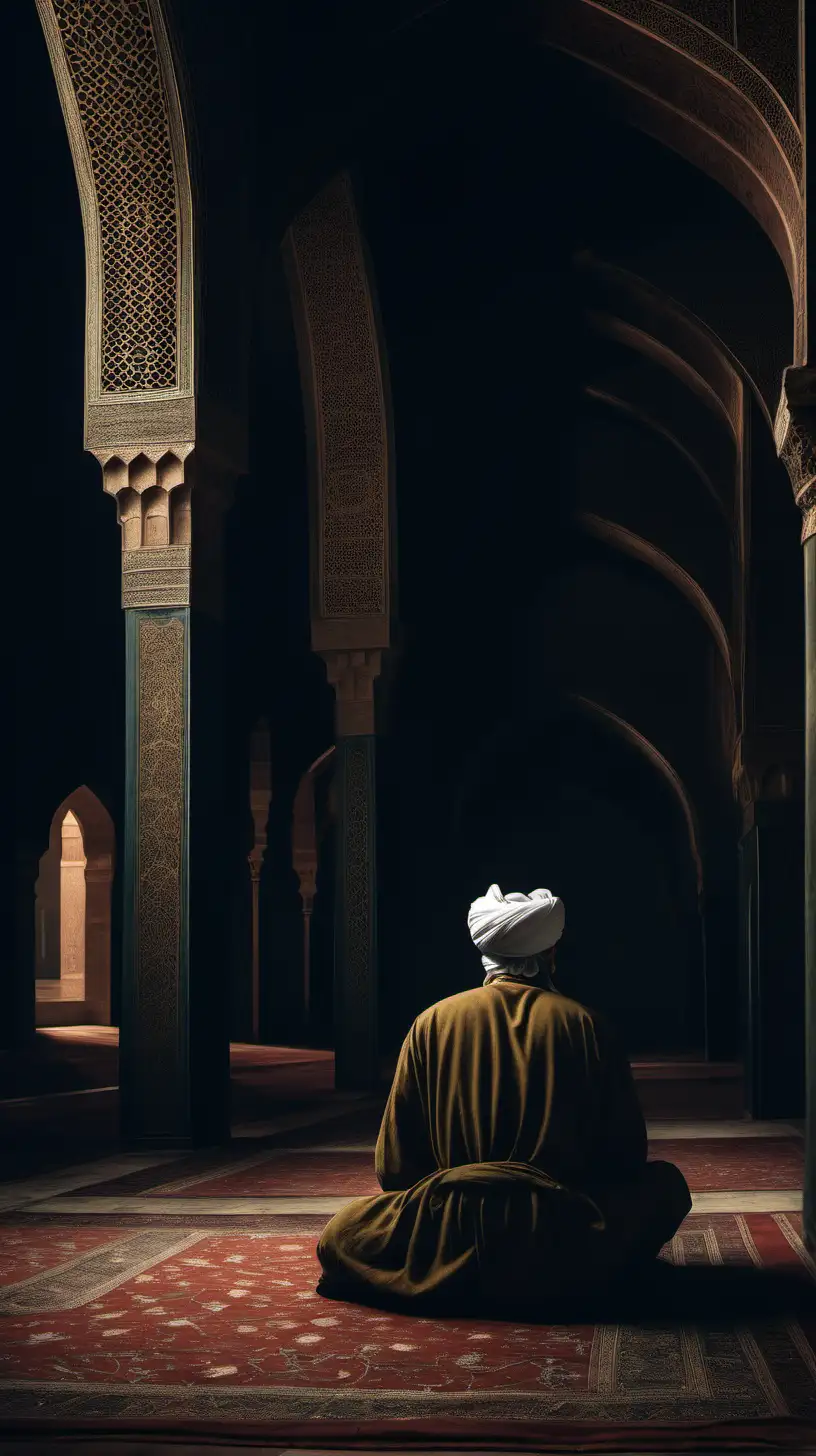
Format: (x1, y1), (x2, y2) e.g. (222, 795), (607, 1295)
(322, 649), (382, 737)
(295, 864), (317, 907)
(732, 729), (804, 829)
(775, 367), (816, 543)
(249, 719), (271, 858)
(94, 444), (193, 608)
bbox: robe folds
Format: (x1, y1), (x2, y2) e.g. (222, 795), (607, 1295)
(317, 980), (691, 1310)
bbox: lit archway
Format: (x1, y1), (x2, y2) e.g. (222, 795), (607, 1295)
(34, 787), (115, 1027)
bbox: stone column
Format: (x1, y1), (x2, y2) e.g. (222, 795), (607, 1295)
(735, 733), (805, 1118)
(284, 175), (394, 1093)
(10, 845), (39, 1051)
(321, 651), (382, 1088)
(36, 0), (231, 1147)
(775, 367), (816, 1238)
(248, 721), (271, 1043)
(99, 452), (225, 1146)
(292, 772), (318, 1028)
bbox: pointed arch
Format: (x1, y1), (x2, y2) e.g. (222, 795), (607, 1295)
(577, 512), (733, 680)
(35, 786), (115, 1026)
(566, 694), (703, 894)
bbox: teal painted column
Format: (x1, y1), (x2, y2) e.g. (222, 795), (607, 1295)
(110, 489), (230, 1152)
(35, 0), (215, 1146)
(121, 608), (193, 1145)
(776, 367), (816, 1247)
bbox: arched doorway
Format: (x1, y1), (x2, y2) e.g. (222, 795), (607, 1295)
(450, 706), (706, 1056)
(34, 787), (115, 1028)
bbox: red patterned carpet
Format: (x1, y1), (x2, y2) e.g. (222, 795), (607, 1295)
(59, 1137), (804, 1200)
(0, 1229), (124, 1288)
(1, 1211), (815, 1449)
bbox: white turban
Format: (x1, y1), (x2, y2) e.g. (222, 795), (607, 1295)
(468, 884), (565, 960)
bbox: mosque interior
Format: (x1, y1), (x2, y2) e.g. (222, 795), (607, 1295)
(8, 0), (816, 1448)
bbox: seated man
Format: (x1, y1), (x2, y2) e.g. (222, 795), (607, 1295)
(317, 883), (691, 1313)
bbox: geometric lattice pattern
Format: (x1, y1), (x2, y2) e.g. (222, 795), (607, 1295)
(597, 0), (802, 180)
(52, 0), (178, 392)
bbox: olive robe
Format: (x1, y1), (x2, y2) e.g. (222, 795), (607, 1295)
(317, 980), (691, 1311)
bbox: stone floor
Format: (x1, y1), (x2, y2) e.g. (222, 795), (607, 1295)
(0, 1040), (810, 1451)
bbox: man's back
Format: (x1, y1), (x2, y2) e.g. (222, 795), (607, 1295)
(319, 887), (690, 1307)
(376, 979), (647, 1195)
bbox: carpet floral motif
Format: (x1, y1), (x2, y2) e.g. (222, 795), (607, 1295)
(0, 1214), (814, 1425)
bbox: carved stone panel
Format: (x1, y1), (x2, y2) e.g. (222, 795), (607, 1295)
(35, 0), (195, 452)
(123, 611), (188, 1140)
(284, 175), (391, 649)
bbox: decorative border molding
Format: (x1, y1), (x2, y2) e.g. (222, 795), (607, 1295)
(596, 0), (801, 176)
(538, 0), (804, 361)
(122, 546), (191, 609)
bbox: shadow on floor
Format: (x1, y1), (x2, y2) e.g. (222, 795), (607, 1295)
(318, 1261), (816, 1326)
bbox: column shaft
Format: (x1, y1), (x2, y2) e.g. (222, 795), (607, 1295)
(120, 606), (229, 1148)
(740, 803), (805, 1119)
(334, 735), (379, 1090)
(121, 609), (190, 1144)
(805, 537), (816, 1245)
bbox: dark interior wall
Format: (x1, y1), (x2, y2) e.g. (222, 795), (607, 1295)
(349, 50), (760, 1056)
(14, 4), (125, 1027)
(465, 787), (702, 1057)
(382, 710), (706, 1055)
(15, 6), (125, 835)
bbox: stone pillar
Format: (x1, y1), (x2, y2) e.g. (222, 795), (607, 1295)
(248, 721), (271, 1043)
(736, 734), (805, 1117)
(35, 0), (229, 1147)
(84, 858), (113, 1026)
(321, 652), (382, 1088)
(100, 454), (226, 1146)
(775, 367), (816, 1238)
(107, 459), (193, 1147)
(284, 175), (394, 1093)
